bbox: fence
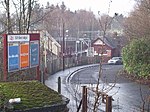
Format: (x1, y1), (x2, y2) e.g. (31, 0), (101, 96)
(0, 45), (101, 81)
(45, 56), (99, 79)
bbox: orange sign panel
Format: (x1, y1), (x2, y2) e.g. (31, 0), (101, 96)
(20, 42), (29, 68)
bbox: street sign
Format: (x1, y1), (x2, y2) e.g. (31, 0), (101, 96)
(20, 42), (29, 69)
(30, 41), (39, 67)
(8, 42), (19, 72)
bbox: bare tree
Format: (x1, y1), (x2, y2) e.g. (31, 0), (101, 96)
(3, 0), (12, 33)
(92, 0), (118, 111)
(124, 0), (150, 40)
(1, 0), (37, 33)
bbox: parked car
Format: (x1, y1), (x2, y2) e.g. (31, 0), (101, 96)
(107, 57), (123, 65)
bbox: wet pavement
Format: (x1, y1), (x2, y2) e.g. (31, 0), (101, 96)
(45, 64), (150, 112)
(45, 64), (97, 112)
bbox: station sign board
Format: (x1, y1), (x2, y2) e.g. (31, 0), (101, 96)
(6, 34), (39, 72)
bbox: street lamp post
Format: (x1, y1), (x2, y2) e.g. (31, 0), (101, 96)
(75, 40), (80, 65)
(65, 30), (69, 52)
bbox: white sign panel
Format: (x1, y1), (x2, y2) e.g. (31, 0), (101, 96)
(7, 35), (30, 42)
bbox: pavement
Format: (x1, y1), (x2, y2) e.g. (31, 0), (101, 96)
(45, 64), (98, 112)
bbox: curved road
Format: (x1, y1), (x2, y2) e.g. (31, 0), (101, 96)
(70, 64), (150, 112)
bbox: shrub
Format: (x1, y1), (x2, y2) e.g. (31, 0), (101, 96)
(122, 38), (150, 78)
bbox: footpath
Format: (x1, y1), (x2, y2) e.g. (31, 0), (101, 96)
(45, 64), (99, 112)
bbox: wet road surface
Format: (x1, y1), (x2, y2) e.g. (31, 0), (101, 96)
(70, 64), (150, 112)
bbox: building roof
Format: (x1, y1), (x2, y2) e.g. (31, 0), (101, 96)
(92, 36), (117, 48)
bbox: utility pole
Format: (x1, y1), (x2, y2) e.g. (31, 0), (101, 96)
(61, 2), (66, 71)
(62, 22), (65, 71)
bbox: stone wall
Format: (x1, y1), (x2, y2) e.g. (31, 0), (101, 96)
(13, 96), (69, 112)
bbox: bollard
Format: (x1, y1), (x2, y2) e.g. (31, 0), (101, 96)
(41, 71), (45, 84)
(58, 77), (61, 94)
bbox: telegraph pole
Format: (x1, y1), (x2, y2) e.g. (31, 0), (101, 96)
(61, 2), (66, 71)
(62, 22), (65, 71)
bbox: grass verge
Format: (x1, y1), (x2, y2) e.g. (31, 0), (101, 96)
(0, 80), (62, 111)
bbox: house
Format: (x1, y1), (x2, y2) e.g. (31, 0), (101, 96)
(37, 30), (61, 74)
(40, 30), (61, 59)
(30, 30), (61, 59)
(92, 36), (122, 62)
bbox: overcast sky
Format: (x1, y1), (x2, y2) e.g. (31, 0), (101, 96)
(38, 0), (136, 16)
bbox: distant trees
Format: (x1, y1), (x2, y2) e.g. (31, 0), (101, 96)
(43, 3), (100, 39)
(124, 0), (150, 40)
(123, 0), (150, 78)
(0, 1), (124, 39)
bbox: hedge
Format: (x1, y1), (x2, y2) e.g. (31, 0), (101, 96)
(122, 38), (150, 78)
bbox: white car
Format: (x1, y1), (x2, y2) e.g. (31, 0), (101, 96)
(107, 57), (123, 65)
